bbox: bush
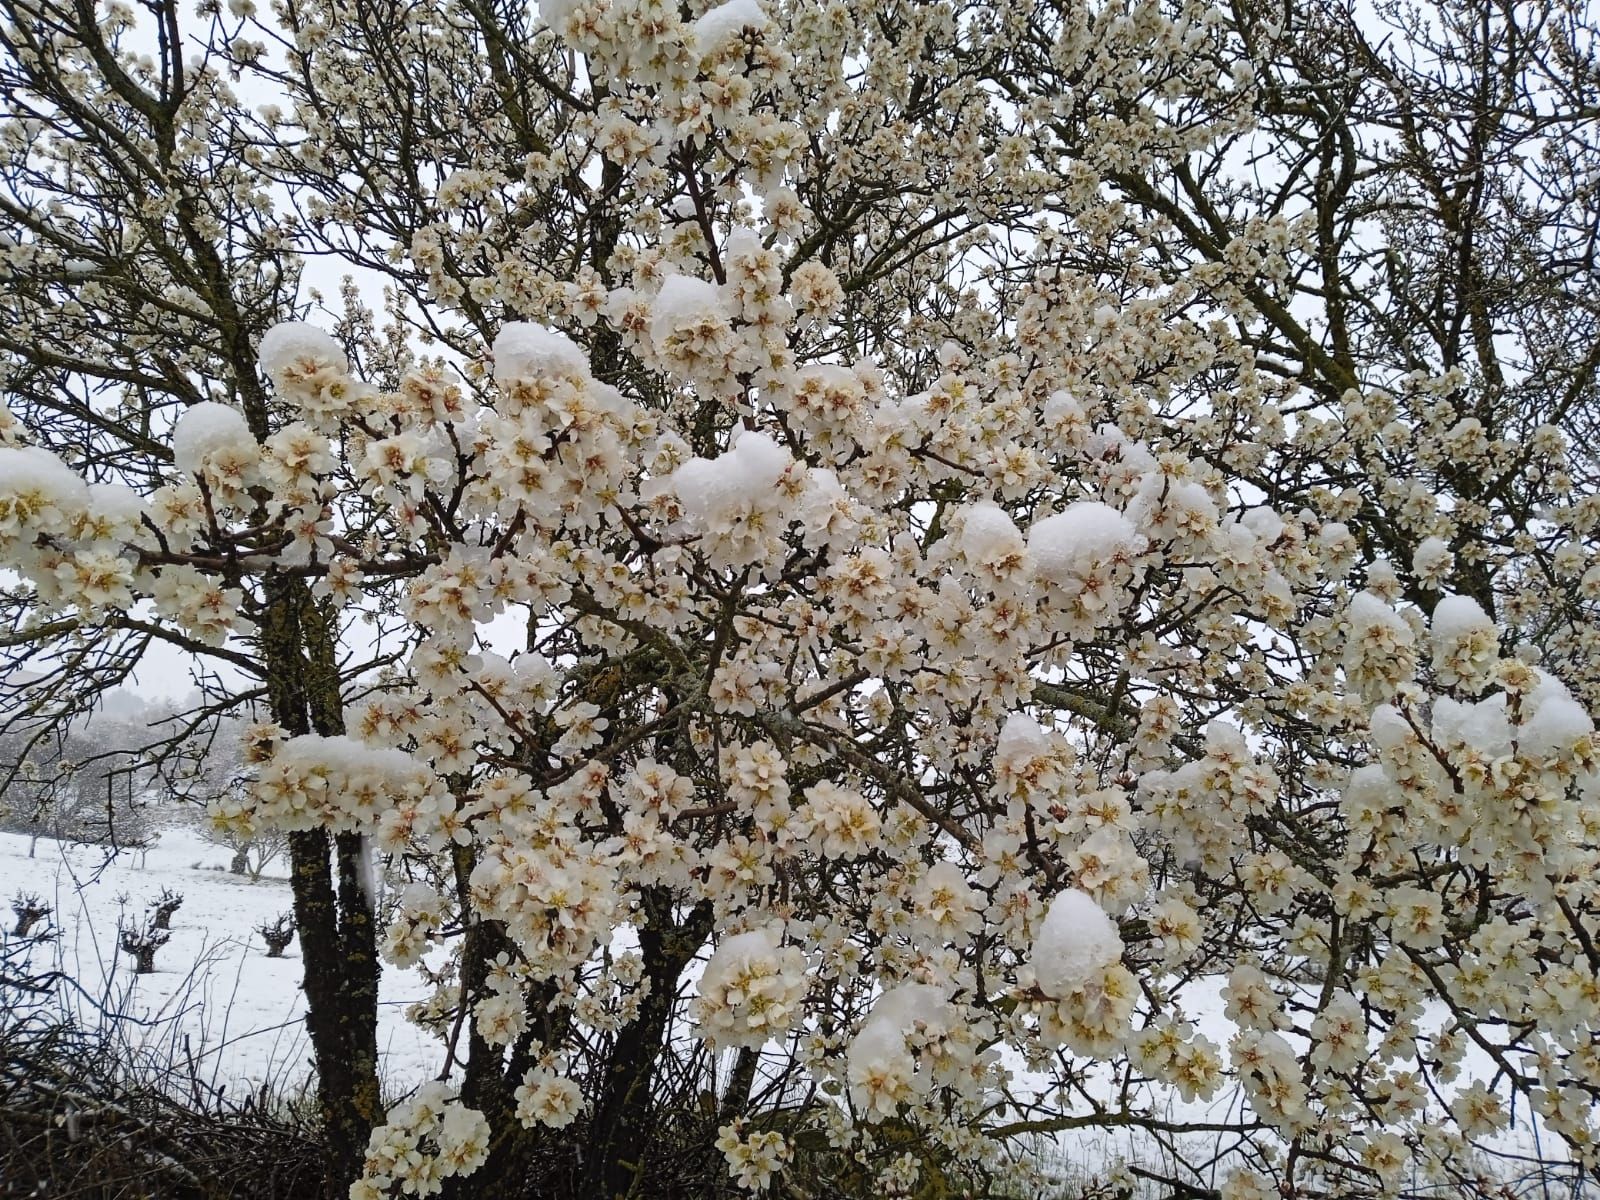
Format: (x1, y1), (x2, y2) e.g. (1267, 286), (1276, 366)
(117, 918), (171, 976)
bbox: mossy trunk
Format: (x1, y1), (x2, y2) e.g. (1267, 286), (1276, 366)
(265, 573), (380, 1196)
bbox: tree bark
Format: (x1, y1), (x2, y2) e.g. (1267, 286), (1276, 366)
(718, 1046), (760, 1125)
(439, 838), (548, 1196)
(581, 892), (714, 1200)
(264, 572), (380, 1195)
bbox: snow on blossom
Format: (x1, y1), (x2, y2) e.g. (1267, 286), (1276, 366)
(249, 734), (444, 847)
(258, 320), (347, 381)
(1029, 888), (1123, 998)
(670, 430), (799, 570)
(534, 0), (582, 32)
(1431, 694), (1513, 758)
(1519, 673), (1595, 761)
(0, 445), (90, 541)
(1029, 501), (1139, 581)
(649, 274), (738, 377)
(692, 0), (768, 59)
(1429, 593), (1498, 690)
(957, 500), (1028, 588)
(995, 710), (1052, 765)
(1239, 505), (1284, 546)
(673, 429), (792, 526)
(845, 982), (954, 1121)
(796, 466), (861, 549)
(1413, 535), (1453, 587)
(1343, 590), (1417, 699)
(11, 0), (1600, 1189)
(492, 321), (589, 389)
(694, 925), (808, 1048)
(1430, 593), (1493, 645)
(77, 483), (147, 546)
(171, 402), (256, 479)
(1127, 470), (1219, 547)
(1027, 500), (1143, 623)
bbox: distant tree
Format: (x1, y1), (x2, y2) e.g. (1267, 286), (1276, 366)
(214, 829), (289, 879)
(117, 918), (171, 977)
(256, 913), (297, 959)
(0, 716), (156, 853)
(9, 893), (50, 938)
(169, 719), (290, 877)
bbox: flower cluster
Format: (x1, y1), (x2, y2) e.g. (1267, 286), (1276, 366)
(350, 1083), (489, 1200)
(693, 925), (809, 1048)
(845, 983), (990, 1122)
(514, 1059), (585, 1130)
(715, 1120), (790, 1192)
(242, 735), (447, 848)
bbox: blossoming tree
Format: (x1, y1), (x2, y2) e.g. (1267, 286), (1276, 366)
(3, 0), (1599, 1196)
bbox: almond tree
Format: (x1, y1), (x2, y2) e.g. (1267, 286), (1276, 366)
(2, 0), (1598, 1198)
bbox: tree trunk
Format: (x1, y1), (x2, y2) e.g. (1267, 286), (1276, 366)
(264, 573), (381, 1196)
(581, 892), (714, 1200)
(439, 837), (549, 1197)
(335, 829), (382, 1134)
(719, 1046), (760, 1124)
(231, 847), (250, 875)
(289, 828), (379, 1191)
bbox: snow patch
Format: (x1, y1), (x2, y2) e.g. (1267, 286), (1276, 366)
(258, 321), (347, 380)
(171, 403), (255, 477)
(1031, 889), (1123, 998)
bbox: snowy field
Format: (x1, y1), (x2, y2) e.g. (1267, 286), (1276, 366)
(0, 825), (439, 1098)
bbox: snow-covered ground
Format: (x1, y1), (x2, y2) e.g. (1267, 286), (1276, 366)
(1, 825), (439, 1097)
